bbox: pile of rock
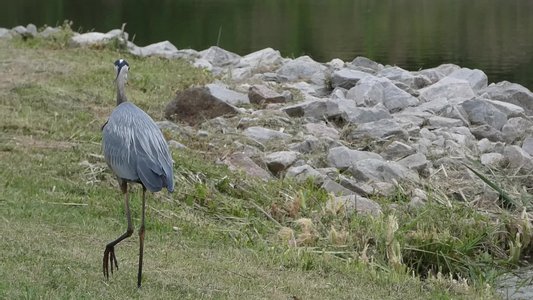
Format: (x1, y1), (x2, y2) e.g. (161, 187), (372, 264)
(0, 24), (61, 39)
(161, 47), (533, 216)
(3, 24), (532, 216)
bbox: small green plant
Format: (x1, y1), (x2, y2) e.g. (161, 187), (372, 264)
(463, 163), (516, 209)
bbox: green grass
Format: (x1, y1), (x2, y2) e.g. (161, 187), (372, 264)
(0, 30), (505, 299)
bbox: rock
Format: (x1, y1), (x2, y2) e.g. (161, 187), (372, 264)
(377, 66), (431, 89)
(304, 122), (340, 139)
(202, 116), (233, 132)
(277, 56), (327, 85)
(436, 105), (471, 128)
(446, 68), (488, 91)
(287, 95), (381, 124)
(286, 164), (324, 183)
(417, 64), (461, 84)
(264, 151), (300, 174)
(39, 26), (60, 38)
(206, 83), (249, 106)
(168, 140), (187, 149)
(326, 195), (382, 216)
(327, 58), (345, 69)
(398, 153), (429, 175)
(428, 116), (466, 128)
(199, 46), (241, 67)
(228, 67), (253, 82)
(327, 146), (383, 170)
(418, 77), (476, 102)
(344, 105), (392, 124)
(501, 117), (533, 143)
(285, 81), (328, 97)
(338, 176), (375, 196)
(409, 188), (428, 209)
(157, 120), (194, 137)
(480, 153), (504, 168)
(419, 127), (437, 140)
(11, 25), (29, 37)
(175, 49), (201, 60)
(165, 87), (240, 125)
(346, 76), (419, 112)
(434, 127), (477, 148)
(523, 136), (533, 156)
(133, 41), (179, 58)
(394, 81), (420, 97)
(477, 138), (502, 154)
(0, 27), (11, 39)
(393, 113), (426, 134)
(289, 136), (339, 154)
(70, 29), (127, 47)
(486, 100), (525, 118)
(461, 98), (508, 130)
(248, 109), (292, 124)
(321, 179), (356, 196)
(26, 24), (37, 37)
(470, 125), (504, 142)
(403, 98), (450, 115)
(192, 58), (213, 70)
(370, 182), (398, 197)
(344, 118), (408, 141)
(289, 136), (321, 154)
(223, 153), (271, 180)
(232, 141), (263, 157)
(434, 126), (476, 149)
(348, 56), (383, 73)
(248, 85), (289, 104)
(240, 48), (283, 71)
(347, 159), (420, 183)
(412, 188), (428, 201)
(197, 130), (209, 137)
(481, 81), (533, 114)
(503, 145), (533, 172)
(381, 141), (416, 160)
(330, 87), (347, 99)
(330, 68), (370, 89)
(282, 98), (352, 121)
(409, 196), (426, 209)
(243, 126), (292, 144)
(316, 167), (340, 179)
(256, 72), (290, 83)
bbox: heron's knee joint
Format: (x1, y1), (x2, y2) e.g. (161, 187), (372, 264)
(126, 228), (134, 236)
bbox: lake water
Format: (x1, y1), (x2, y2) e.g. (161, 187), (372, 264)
(1, 0), (533, 90)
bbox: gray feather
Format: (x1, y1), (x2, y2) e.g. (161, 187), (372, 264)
(102, 102), (174, 192)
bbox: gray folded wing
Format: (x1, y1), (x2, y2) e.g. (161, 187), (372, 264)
(102, 102), (174, 192)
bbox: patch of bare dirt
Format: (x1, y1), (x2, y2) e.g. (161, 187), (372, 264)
(11, 136), (77, 150)
(0, 41), (71, 91)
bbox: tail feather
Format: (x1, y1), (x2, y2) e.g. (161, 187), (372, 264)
(162, 162), (174, 193)
(137, 160), (164, 192)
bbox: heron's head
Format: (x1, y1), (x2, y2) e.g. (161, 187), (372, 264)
(114, 59), (129, 81)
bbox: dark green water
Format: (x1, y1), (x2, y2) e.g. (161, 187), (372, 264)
(2, 0), (533, 89)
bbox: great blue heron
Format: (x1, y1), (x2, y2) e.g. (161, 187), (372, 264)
(101, 59), (174, 288)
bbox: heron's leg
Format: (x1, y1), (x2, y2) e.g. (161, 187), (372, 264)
(137, 185), (147, 288)
(103, 181), (134, 279)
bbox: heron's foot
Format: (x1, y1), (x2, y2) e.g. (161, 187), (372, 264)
(103, 245), (119, 279)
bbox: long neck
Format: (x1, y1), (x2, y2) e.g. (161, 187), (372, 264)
(116, 75), (128, 105)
